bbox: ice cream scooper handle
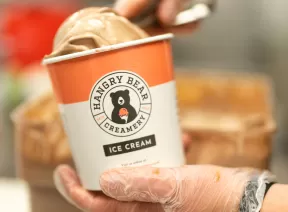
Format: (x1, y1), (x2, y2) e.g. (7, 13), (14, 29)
(173, 0), (214, 26)
(129, 0), (215, 27)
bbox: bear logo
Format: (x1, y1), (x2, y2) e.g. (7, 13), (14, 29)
(90, 71), (152, 137)
(110, 89), (137, 124)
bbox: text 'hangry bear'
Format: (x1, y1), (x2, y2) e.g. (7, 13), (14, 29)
(92, 74), (150, 111)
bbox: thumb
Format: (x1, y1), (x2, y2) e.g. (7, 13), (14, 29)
(100, 166), (180, 204)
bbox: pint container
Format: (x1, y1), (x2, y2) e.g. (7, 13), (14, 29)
(42, 33), (185, 190)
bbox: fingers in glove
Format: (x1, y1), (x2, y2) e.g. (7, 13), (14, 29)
(100, 166), (180, 204)
(54, 165), (163, 212)
(54, 165), (95, 211)
(54, 165), (114, 211)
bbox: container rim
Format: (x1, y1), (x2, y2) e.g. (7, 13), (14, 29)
(42, 33), (174, 65)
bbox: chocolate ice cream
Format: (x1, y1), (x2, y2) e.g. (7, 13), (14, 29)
(45, 7), (149, 58)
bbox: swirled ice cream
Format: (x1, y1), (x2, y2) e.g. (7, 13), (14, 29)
(45, 7), (149, 58)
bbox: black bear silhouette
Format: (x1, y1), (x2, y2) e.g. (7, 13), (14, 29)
(110, 89), (137, 124)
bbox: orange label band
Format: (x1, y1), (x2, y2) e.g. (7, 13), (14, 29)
(47, 40), (174, 104)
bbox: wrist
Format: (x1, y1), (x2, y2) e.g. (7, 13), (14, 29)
(261, 184), (288, 212)
(237, 170), (276, 212)
(192, 166), (252, 212)
(218, 168), (251, 212)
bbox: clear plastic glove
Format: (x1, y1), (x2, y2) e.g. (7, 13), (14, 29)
(100, 165), (256, 212)
(54, 159), (258, 211)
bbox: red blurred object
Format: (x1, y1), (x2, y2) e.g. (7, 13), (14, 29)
(1, 4), (78, 70)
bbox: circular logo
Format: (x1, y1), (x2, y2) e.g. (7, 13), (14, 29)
(90, 71), (152, 137)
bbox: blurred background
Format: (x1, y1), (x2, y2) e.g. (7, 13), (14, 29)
(0, 0), (288, 211)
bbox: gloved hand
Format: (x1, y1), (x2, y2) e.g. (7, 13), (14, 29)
(114, 0), (187, 25)
(54, 160), (257, 211)
(100, 165), (255, 212)
(113, 0), (207, 35)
